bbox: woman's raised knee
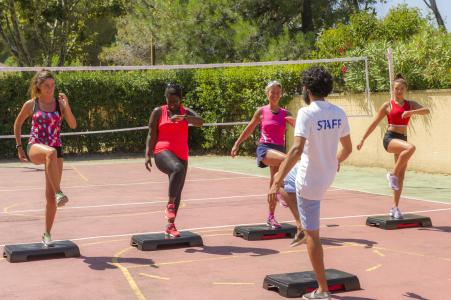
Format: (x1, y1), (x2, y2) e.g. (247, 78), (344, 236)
(46, 148), (58, 161)
(408, 144), (416, 154)
(173, 163), (185, 174)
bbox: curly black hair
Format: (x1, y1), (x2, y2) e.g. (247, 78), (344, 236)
(165, 83), (183, 98)
(301, 67), (333, 98)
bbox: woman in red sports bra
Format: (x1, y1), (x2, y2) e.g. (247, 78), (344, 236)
(13, 69), (77, 246)
(357, 74), (430, 219)
(145, 84), (203, 238)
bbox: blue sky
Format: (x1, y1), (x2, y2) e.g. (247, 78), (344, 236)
(375, 0), (450, 31)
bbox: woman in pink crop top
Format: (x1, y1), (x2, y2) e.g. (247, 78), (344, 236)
(13, 69), (77, 246)
(357, 74), (430, 219)
(231, 81), (295, 229)
(145, 83), (203, 238)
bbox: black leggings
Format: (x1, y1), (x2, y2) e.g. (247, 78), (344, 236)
(154, 151), (188, 213)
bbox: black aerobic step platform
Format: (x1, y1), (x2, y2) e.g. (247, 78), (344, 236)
(3, 240), (80, 263)
(131, 231), (203, 251)
(263, 269), (361, 298)
(366, 214), (432, 230)
(233, 223), (296, 241)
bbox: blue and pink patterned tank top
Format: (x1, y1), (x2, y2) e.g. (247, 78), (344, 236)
(28, 99), (63, 147)
(259, 105), (287, 146)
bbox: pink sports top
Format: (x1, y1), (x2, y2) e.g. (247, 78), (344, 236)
(154, 105), (189, 161)
(387, 99), (411, 127)
(259, 105), (287, 146)
(28, 99), (62, 147)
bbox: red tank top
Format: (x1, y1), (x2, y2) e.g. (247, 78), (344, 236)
(387, 99), (411, 126)
(154, 105), (189, 160)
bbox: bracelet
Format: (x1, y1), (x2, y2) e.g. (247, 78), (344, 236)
(16, 144), (23, 149)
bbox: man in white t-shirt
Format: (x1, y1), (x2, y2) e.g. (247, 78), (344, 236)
(269, 67), (353, 300)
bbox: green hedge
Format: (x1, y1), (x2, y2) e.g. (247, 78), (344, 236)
(0, 65), (307, 158)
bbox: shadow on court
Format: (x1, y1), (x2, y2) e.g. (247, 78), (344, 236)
(184, 245), (279, 256)
(81, 255), (154, 270)
(402, 292), (429, 300)
(418, 226), (451, 233)
(321, 237), (377, 249)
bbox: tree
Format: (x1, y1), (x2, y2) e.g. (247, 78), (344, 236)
(422, 0), (446, 31)
(0, 0), (125, 66)
(101, 0), (387, 65)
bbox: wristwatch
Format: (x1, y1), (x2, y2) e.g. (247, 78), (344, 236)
(16, 144), (23, 149)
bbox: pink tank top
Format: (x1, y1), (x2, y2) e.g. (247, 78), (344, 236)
(154, 105), (189, 160)
(259, 105), (287, 146)
(28, 99), (62, 147)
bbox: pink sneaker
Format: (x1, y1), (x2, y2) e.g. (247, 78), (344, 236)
(165, 223), (181, 238)
(276, 193), (288, 208)
(267, 215), (282, 229)
(165, 203), (176, 220)
(386, 173), (399, 191)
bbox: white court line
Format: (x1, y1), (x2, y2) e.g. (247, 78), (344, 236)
(0, 176), (258, 192)
(1, 207), (449, 247)
(1, 194), (266, 214)
(331, 186), (451, 206)
(192, 167), (451, 205)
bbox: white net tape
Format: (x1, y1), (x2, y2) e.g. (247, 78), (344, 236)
(0, 56), (372, 139)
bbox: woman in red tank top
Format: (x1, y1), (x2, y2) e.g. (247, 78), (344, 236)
(357, 74), (430, 219)
(145, 84), (203, 238)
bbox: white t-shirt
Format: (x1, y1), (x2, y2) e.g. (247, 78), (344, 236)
(294, 100), (350, 200)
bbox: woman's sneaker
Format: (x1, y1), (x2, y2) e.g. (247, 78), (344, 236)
(165, 223), (181, 238)
(302, 289), (331, 300)
(393, 207), (403, 219)
(276, 193), (288, 208)
(389, 207), (395, 217)
(165, 203), (176, 221)
(267, 215), (282, 229)
(290, 229), (306, 247)
(42, 232), (54, 247)
(386, 173), (400, 191)
(56, 191), (69, 207)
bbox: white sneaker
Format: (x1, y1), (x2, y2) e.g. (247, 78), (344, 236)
(289, 230), (306, 247)
(389, 207), (395, 217)
(393, 207), (403, 219)
(42, 232), (54, 247)
(386, 173), (400, 191)
(56, 191), (69, 207)
(302, 289), (331, 300)
(276, 192), (288, 208)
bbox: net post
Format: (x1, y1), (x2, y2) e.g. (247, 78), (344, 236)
(387, 48), (394, 100)
(364, 57), (372, 114)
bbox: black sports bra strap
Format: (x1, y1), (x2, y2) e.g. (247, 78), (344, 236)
(33, 98), (39, 114)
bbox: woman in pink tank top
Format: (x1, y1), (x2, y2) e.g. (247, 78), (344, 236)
(13, 69), (77, 246)
(145, 83), (203, 238)
(231, 81), (296, 229)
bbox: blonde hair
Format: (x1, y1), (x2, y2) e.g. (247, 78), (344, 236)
(393, 73), (408, 89)
(29, 69), (55, 99)
(265, 80), (282, 93)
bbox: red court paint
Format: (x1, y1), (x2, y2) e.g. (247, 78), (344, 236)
(306, 284), (345, 292)
(396, 222), (421, 228)
(261, 233), (287, 240)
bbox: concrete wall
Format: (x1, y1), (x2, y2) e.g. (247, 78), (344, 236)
(286, 89), (451, 174)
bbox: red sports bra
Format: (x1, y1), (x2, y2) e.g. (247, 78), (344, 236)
(387, 99), (411, 126)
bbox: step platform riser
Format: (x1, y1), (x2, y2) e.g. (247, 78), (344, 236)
(263, 269), (360, 298)
(366, 214), (432, 230)
(131, 231), (203, 251)
(3, 241), (80, 263)
(234, 223), (297, 241)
